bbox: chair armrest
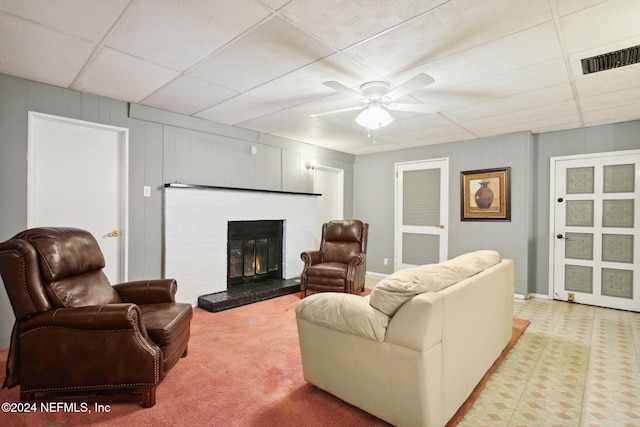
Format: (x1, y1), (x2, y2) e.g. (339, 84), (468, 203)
(20, 303), (147, 335)
(113, 279), (177, 304)
(301, 250), (323, 267)
(348, 252), (366, 266)
(16, 305), (161, 391)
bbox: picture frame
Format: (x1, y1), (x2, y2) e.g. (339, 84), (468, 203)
(461, 167), (511, 221)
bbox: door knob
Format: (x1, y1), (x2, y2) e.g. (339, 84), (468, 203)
(106, 230), (121, 237)
(436, 224), (445, 229)
(556, 234), (569, 240)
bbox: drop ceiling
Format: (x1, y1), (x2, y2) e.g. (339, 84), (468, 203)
(1, 0), (639, 155)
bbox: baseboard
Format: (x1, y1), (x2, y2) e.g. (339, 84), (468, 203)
(514, 293), (550, 300)
(365, 271), (388, 278)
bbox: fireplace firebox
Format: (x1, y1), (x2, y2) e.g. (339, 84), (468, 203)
(227, 220), (283, 287)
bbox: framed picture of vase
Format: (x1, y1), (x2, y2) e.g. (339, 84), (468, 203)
(461, 167), (511, 221)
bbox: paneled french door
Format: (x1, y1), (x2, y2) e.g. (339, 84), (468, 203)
(550, 150), (640, 312)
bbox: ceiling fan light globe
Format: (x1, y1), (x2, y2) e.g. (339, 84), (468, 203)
(355, 107), (393, 130)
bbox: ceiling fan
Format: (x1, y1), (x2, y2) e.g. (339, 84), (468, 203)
(313, 73), (438, 130)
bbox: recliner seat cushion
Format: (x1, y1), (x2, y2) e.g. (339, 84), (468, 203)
(306, 262), (348, 278)
(139, 303), (193, 348)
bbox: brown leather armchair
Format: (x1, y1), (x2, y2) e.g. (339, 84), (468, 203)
(0, 227), (192, 407)
(300, 220), (368, 298)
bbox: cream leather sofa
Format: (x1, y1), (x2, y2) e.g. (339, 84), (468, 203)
(295, 250), (514, 427)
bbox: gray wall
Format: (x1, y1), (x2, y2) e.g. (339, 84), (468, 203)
(354, 122), (640, 298)
(354, 132), (534, 297)
(0, 73), (355, 348)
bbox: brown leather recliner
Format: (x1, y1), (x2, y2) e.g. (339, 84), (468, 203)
(0, 227), (192, 407)
(300, 220), (368, 298)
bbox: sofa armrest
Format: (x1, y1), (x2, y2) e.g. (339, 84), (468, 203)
(301, 250), (323, 267)
(113, 279), (177, 304)
(384, 292), (443, 351)
(296, 293), (389, 341)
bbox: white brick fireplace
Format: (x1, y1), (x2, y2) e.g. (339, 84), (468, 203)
(164, 185), (318, 305)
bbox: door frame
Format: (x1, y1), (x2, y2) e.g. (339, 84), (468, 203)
(313, 165), (344, 220)
(548, 149), (640, 301)
(395, 158), (449, 272)
(27, 111), (130, 282)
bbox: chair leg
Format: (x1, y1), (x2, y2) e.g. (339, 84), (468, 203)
(142, 385), (156, 408)
(182, 345), (188, 358)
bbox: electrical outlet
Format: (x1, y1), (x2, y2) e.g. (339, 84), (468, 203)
(568, 292), (575, 302)
(383, 258), (388, 265)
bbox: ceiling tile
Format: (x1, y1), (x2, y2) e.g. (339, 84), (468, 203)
(104, 0), (272, 71)
(555, 0), (608, 17)
(410, 58), (570, 112)
(560, 1), (640, 54)
(574, 64), (640, 98)
(72, 47), (179, 103)
(258, 0), (290, 10)
(280, 0), (448, 50)
(237, 109), (313, 133)
(141, 75), (238, 116)
(582, 101), (640, 127)
(271, 120), (393, 152)
(580, 85), (640, 114)
(195, 94), (282, 125)
(444, 84), (575, 123)
(188, 16), (334, 92)
(0, 12), (95, 87)
(246, 53), (379, 108)
(461, 101), (579, 135)
(343, 0), (553, 76)
(0, 0), (130, 42)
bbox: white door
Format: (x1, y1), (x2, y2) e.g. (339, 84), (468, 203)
(550, 150), (640, 312)
(314, 166), (344, 242)
(395, 158), (449, 271)
(28, 112), (129, 283)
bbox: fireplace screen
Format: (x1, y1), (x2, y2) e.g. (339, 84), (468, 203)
(228, 220), (283, 286)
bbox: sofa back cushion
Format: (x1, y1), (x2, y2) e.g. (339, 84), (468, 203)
(370, 250), (501, 316)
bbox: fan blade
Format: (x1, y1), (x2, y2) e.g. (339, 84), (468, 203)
(323, 81), (366, 101)
(387, 103), (439, 114)
(311, 106), (363, 118)
(385, 73), (435, 101)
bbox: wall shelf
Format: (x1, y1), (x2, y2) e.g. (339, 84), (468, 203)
(164, 182), (321, 196)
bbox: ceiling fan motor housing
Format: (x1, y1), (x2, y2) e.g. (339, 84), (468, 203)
(359, 81), (391, 101)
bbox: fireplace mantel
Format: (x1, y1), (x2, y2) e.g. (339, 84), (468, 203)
(164, 182), (321, 197)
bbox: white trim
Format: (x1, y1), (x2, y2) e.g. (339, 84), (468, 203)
(365, 271), (388, 278)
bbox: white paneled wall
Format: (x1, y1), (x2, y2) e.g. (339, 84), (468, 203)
(164, 187), (318, 305)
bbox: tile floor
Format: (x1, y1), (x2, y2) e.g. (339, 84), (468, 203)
(459, 297), (640, 427)
(365, 276), (640, 426)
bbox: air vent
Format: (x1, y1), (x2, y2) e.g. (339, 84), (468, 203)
(581, 45), (640, 75)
